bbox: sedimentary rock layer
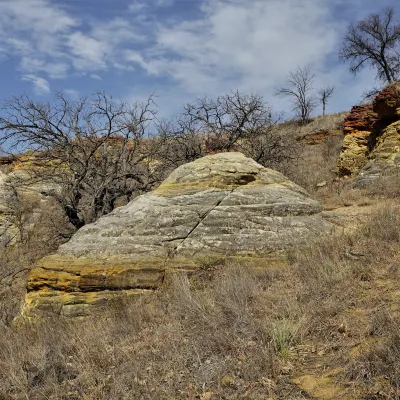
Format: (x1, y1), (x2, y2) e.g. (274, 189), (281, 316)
(25, 152), (332, 316)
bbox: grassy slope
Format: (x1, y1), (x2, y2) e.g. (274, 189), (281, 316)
(1, 112), (400, 399)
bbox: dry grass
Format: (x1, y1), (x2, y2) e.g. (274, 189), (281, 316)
(273, 111), (348, 140)
(365, 171), (400, 199)
(1, 200), (400, 399)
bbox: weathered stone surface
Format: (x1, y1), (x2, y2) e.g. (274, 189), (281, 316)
(0, 168), (61, 246)
(373, 83), (400, 119)
(24, 152), (333, 316)
(337, 83), (400, 183)
(355, 121), (400, 187)
(337, 105), (377, 176)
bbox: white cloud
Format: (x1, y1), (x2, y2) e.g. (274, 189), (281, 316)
(0, 0), (392, 116)
(0, 0), (146, 84)
(128, 1), (147, 12)
(67, 32), (107, 71)
(144, 0), (341, 94)
(22, 75), (50, 94)
(123, 0), (380, 115)
(19, 57), (69, 79)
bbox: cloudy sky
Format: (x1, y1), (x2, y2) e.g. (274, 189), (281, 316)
(0, 0), (399, 119)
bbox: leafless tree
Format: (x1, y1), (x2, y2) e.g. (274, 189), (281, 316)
(238, 124), (301, 172)
(318, 86), (335, 116)
(276, 66), (317, 124)
(339, 7), (400, 84)
(0, 92), (158, 229)
(182, 90), (273, 152)
(153, 117), (205, 170)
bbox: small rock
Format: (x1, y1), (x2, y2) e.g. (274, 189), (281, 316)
(220, 375), (235, 387)
(338, 323), (347, 334)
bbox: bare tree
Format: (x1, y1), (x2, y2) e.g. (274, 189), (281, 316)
(276, 66), (317, 124)
(339, 7), (400, 84)
(0, 92), (158, 229)
(153, 117), (205, 170)
(182, 90), (273, 152)
(238, 124), (301, 172)
(318, 86), (335, 116)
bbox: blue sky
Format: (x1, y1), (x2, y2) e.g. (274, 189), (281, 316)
(0, 0), (399, 120)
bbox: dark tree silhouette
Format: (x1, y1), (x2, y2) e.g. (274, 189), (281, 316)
(339, 7), (400, 84)
(318, 86), (335, 116)
(181, 90), (273, 152)
(0, 92), (158, 229)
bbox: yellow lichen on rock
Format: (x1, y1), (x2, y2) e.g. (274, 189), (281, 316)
(337, 131), (371, 175)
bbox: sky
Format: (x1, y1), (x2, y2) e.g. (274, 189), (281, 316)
(0, 0), (399, 121)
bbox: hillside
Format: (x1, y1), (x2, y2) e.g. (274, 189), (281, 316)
(1, 84), (400, 399)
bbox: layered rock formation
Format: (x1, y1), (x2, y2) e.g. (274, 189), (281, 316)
(355, 85), (400, 186)
(24, 152), (333, 317)
(337, 83), (400, 184)
(337, 104), (377, 176)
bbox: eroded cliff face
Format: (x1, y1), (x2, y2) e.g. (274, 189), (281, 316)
(24, 152), (333, 317)
(337, 83), (400, 184)
(337, 105), (378, 176)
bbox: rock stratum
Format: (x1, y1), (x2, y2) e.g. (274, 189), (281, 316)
(24, 152), (332, 317)
(337, 83), (400, 185)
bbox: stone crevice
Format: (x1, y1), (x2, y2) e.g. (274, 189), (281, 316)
(174, 187), (237, 254)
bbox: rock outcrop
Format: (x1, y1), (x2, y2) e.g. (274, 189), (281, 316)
(373, 84), (400, 119)
(24, 152), (333, 317)
(0, 171), (17, 244)
(337, 104), (377, 176)
(0, 165), (62, 247)
(337, 83), (400, 184)
(356, 120), (400, 187)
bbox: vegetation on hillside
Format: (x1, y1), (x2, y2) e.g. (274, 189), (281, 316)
(1, 5), (400, 400)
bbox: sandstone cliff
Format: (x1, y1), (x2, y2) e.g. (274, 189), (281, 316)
(24, 152), (333, 317)
(337, 83), (400, 184)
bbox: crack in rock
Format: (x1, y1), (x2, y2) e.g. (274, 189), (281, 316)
(173, 187), (237, 254)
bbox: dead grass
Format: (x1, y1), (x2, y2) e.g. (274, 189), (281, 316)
(273, 111), (348, 139)
(365, 171), (400, 199)
(1, 200), (400, 399)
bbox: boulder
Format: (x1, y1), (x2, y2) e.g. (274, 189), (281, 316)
(24, 152), (333, 317)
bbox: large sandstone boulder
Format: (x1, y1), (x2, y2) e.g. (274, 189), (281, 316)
(24, 152), (333, 317)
